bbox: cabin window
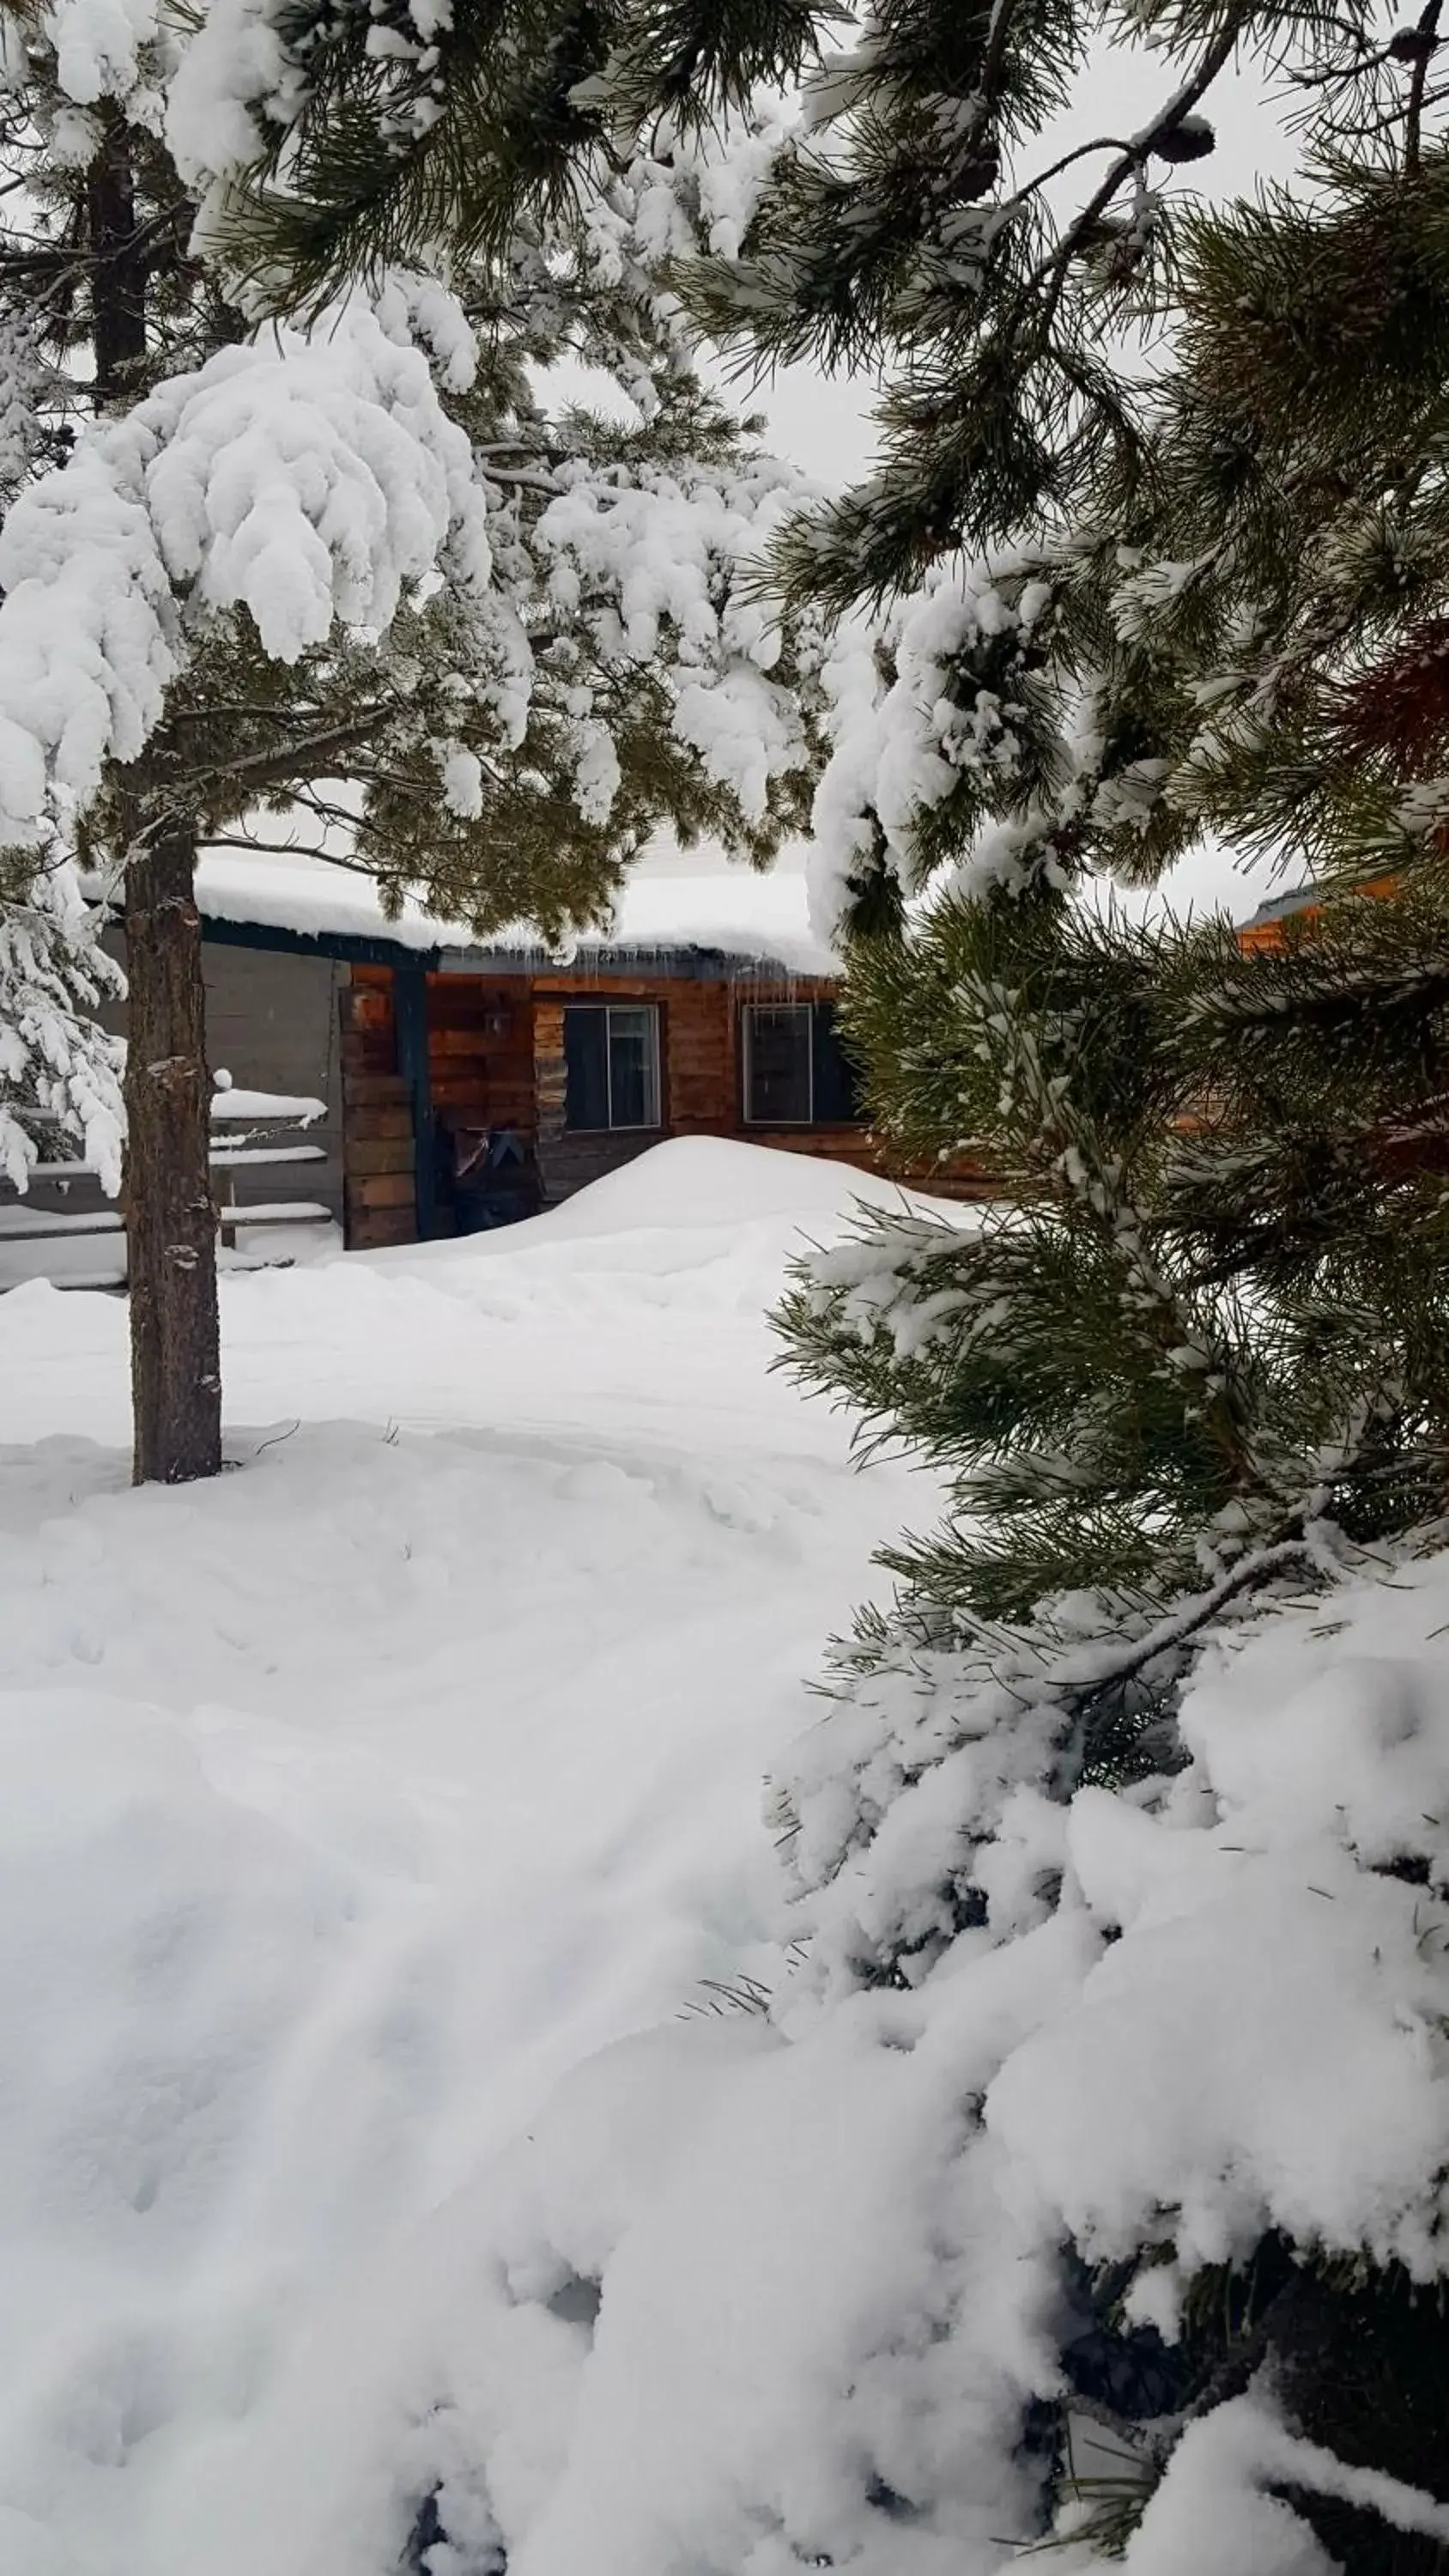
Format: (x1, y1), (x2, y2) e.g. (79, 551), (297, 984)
(741, 1001), (864, 1127)
(563, 1003), (661, 1130)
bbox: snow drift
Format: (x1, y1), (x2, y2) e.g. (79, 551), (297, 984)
(0, 1143), (953, 2574)
(1, 1140), (1445, 2573)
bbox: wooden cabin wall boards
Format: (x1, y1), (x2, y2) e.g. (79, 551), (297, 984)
(340, 959), (903, 1248)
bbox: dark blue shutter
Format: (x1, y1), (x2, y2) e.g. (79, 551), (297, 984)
(564, 1007), (609, 1129)
(744, 1005), (811, 1121)
(810, 1002), (864, 1123)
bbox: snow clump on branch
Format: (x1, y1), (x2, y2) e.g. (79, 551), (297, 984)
(804, 558), (1071, 941)
(0, 301), (491, 847)
(537, 454), (815, 824)
(0, 285), (820, 857)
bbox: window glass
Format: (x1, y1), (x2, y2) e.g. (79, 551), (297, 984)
(564, 1004), (659, 1129)
(564, 1006), (609, 1130)
(811, 1000), (864, 1124)
(744, 1005), (812, 1123)
(608, 1007), (659, 1128)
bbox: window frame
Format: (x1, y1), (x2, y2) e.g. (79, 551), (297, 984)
(562, 1000), (663, 1133)
(740, 999), (815, 1127)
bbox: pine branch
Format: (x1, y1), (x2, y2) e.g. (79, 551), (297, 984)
(1049, 1527), (1330, 1700)
(1031, 10), (1247, 317)
(1404, 0), (1443, 167)
(169, 714), (402, 799)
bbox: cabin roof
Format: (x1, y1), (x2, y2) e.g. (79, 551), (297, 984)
(1236, 874), (1404, 951)
(1241, 881), (1318, 928)
(190, 845), (839, 981)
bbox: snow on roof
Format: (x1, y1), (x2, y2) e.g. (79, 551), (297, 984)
(180, 841), (1315, 969)
(193, 846), (839, 977)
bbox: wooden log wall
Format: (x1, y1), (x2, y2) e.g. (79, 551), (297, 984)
(426, 975), (535, 1236)
(530, 971), (743, 1203)
(341, 961), (995, 1248)
(427, 975), (534, 1133)
(532, 994), (570, 1201)
(725, 977), (997, 1201)
(342, 965), (537, 1246)
(339, 968), (416, 1249)
(529, 970), (996, 1205)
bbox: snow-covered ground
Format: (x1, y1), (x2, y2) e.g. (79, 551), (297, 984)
(0, 1139), (947, 2576)
(9, 1135), (1447, 2576)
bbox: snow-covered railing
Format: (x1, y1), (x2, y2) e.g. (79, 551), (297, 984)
(207, 1071), (332, 1253)
(0, 1072), (336, 1289)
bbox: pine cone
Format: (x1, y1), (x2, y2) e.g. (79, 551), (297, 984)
(1154, 116), (1216, 164)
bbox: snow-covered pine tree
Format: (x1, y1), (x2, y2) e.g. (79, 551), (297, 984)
(177, 0), (1449, 2562)
(0, 842), (123, 1199)
(773, 46), (1449, 2576)
(0, 6), (827, 1481)
(767, 46), (1449, 2570)
(0, 65), (129, 1241)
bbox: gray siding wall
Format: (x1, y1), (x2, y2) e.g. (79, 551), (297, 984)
(15, 933), (346, 1228)
(200, 942), (346, 1223)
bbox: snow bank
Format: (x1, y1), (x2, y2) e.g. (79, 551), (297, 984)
(372, 1133), (958, 1261)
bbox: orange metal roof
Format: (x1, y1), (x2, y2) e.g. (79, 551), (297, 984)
(1236, 874), (1399, 951)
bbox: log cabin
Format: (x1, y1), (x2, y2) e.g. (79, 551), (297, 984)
(1235, 874), (1399, 952)
(281, 854), (998, 1249)
(8, 852), (995, 1275)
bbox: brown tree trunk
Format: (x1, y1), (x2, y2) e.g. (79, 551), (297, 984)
(86, 101), (147, 407)
(87, 114), (223, 1483)
(123, 813), (221, 1484)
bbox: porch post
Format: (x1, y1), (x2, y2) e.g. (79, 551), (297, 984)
(533, 994), (567, 1207)
(393, 963), (436, 1240)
